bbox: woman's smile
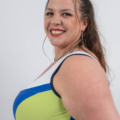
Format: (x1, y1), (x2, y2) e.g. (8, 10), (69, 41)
(50, 28), (66, 37)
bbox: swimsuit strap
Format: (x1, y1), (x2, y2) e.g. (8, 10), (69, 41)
(51, 51), (97, 98)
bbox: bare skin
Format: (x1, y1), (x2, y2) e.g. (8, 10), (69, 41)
(53, 54), (120, 120)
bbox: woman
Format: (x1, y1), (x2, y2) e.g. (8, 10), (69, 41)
(13, 0), (120, 120)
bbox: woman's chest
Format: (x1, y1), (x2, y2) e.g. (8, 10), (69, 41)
(14, 88), (70, 120)
(13, 64), (73, 120)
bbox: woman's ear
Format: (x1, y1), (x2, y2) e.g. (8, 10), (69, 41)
(81, 17), (89, 31)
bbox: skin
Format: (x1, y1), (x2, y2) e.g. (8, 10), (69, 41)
(44, 0), (120, 120)
(53, 56), (120, 120)
(44, 0), (88, 58)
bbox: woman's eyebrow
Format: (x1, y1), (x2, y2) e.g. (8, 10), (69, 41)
(61, 9), (74, 13)
(46, 8), (74, 13)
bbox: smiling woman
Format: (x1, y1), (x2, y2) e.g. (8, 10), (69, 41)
(13, 0), (120, 120)
(44, 0), (85, 56)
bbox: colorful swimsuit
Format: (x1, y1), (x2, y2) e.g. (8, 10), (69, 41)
(13, 51), (97, 120)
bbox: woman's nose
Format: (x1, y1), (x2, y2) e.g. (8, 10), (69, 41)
(50, 16), (61, 25)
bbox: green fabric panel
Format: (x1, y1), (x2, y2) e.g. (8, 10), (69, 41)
(15, 90), (71, 120)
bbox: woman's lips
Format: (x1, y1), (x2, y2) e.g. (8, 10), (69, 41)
(50, 28), (66, 37)
(50, 31), (65, 37)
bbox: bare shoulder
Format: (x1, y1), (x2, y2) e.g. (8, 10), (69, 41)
(55, 53), (110, 102)
(54, 54), (120, 119)
(59, 53), (108, 86)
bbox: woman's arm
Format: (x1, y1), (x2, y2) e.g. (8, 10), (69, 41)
(54, 55), (120, 120)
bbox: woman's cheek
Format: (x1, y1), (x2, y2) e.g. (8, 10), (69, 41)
(44, 19), (49, 34)
(64, 19), (76, 29)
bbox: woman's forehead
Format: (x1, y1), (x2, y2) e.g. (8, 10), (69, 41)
(47, 0), (75, 11)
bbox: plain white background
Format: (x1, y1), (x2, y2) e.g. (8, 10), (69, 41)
(0, 0), (120, 120)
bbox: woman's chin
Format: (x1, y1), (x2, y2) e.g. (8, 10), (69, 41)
(51, 44), (62, 47)
(49, 41), (63, 47)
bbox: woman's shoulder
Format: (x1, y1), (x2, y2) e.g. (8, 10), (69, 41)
(59, 49), (106, 80)
(61, 47), (102, 72)
(54, 49), (118, 120)
(54, 48), (108, 97)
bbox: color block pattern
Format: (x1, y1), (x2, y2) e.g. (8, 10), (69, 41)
(13, 51), (97, 120)
(14, 85), (72, 120)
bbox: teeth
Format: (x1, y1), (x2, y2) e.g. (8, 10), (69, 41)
(51, 30), (64, 34)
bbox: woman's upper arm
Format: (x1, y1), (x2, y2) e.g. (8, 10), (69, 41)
(55, 55), (120, 120)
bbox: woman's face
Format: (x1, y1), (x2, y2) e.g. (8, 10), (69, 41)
(44, 0), (86, 48)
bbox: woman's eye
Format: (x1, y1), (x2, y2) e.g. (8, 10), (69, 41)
(63, 13), (72, 16)
(46, 12), (53, 16)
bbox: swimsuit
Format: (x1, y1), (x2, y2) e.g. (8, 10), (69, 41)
(13, 51), (97, 120)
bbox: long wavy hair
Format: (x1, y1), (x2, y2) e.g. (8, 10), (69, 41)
(44, 0), (109, 74)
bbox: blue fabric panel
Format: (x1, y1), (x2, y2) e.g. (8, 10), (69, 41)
(50, 53), (93, 98)
(70, 117), (75, 120)
(13, 83), (51, 118)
